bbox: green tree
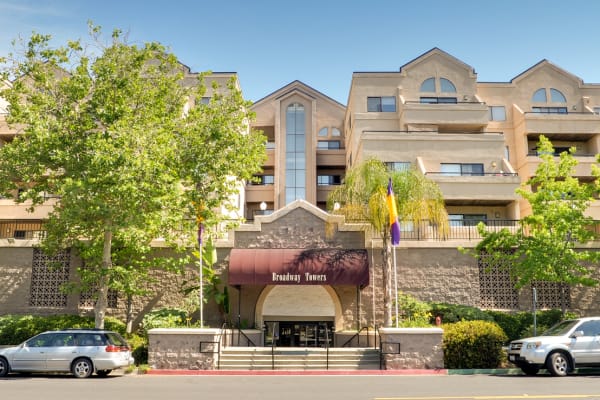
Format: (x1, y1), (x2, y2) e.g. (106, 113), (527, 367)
(470, 136), (600, 312)
(328, 158), (447, 327)
(0, 24), (265, 328)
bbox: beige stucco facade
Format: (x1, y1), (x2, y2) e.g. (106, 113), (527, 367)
(1, 49), (600, 339)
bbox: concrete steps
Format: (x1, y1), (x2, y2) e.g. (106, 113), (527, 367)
(218, 347), (381, 371)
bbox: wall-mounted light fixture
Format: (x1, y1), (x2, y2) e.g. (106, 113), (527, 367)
(333, 202), (341, 211)
(259, 201), (267, 211)
(491, 161), (497, 168)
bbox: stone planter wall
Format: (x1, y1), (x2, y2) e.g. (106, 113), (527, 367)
(379, 327), (444, 370)
(148, 328), (221, 370)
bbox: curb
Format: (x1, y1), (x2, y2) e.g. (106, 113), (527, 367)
(145, 368), (449, 376)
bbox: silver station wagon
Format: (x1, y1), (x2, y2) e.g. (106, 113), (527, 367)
(0, 328), (134, 378)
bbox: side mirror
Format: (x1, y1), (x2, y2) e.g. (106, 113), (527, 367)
(571, 330), (584, 338)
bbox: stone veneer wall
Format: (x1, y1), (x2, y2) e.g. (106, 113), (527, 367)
(148, 328), (221, 370)
(379, 327), (444, 369)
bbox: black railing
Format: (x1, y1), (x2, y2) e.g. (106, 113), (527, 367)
(425, 172), (518, 177)
(341, 326), (379, 349)
(396, 219), (520, 241)
(220, 322), (257, 347)
(0, 220), (45, 239)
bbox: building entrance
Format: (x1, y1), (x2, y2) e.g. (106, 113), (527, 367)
(264, 321), (334, 347)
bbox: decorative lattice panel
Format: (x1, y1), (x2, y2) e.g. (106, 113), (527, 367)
(78, 289), (118, 309)
(478, 252), (519, 309)
(78, 264), (118, 309)
(531, 281), (571, 309)
(30, 248), (70, 307)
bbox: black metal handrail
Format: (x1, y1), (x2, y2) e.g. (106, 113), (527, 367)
(220, 322), (257, 347)
(341, 326), (378, 348)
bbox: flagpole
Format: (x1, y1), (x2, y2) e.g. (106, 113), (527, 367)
(198, 222), (204, 328)
(393, 245), (398, 328)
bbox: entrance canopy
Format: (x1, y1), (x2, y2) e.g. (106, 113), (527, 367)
(228, 248), (369, 286)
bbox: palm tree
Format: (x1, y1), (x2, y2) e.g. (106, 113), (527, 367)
(328, 158), (447, 327)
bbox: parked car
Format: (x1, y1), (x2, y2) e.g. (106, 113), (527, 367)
(0, 328), (134, 378)
(507, 316), (600, 376)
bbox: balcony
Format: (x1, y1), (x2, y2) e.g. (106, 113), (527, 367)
(401, 101), (489, 130)
(519, 111), (600, 136)
(425, 171), (521, 205)
(0, 219), (46, 240)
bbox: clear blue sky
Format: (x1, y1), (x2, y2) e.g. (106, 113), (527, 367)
(1, 0), (600, 105)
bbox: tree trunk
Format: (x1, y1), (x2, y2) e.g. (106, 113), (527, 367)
(125, 295), (133, 334)
(94, 229), (113, 329)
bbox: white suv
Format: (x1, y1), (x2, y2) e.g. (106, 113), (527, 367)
(507, 317), (600, 376)
(0, 328), (134, 378)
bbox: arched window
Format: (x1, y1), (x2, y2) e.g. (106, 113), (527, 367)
(420, 77), (436, 92)
(440, 78), (457, 93)
(532, 88), (547, 102)
(419, 77), (458, 104)
(550, 88), (566, 103)
(318, 127), (328, 137)
(531, 88), (567, 114)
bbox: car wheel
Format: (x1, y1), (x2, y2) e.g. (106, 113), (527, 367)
(546, 352), (569, 377)
(520, 364), (540, 376)
(0, 357), (9, 377)
(96, 369), (112, 377)
(72, 358), (93, 379)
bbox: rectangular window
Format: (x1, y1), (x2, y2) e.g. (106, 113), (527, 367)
(449, 214), (487, 227)
(367, 96), (396, 112)
(489, 106), (506, 121)
(317, 140), (341, 150)
(317, 175), (342, 186)
(420, 97), (458, 104)
(594, 107), (600, 115)
(385, 162), (411, 172)
(441, 163), (484, 176)
(532, 107), (567, 114)
(250, 175), (274, 185)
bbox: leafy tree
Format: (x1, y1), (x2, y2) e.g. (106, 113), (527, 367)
(0, 24), (265, 328)
(469, 136), (600, 312)
(328, 158), (447, 327)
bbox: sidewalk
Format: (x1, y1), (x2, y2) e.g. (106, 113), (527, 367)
(144, 368), (523, 376)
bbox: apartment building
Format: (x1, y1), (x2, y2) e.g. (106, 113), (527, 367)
(2, 49), (600, 341)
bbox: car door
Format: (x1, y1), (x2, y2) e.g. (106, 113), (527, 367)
(45, 333), (77, 372)
(10, 333), (53, 371)
(570, 320), (600, 365)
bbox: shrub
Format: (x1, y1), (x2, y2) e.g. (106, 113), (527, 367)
(394, 292), (432, 327)
(443, 320), (507, 369)
(0, 314), (126, 345)
(430, 303), (493, 324)
(484, 309), (579, 342)
(126, 333), (148, 365)
(140, 308), (188, 335)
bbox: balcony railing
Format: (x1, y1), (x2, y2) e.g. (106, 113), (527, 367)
(0, 220), (46, 240)
(397, 219), (600, 241)
(425, 172), (518, 177)
(3, 218), (599, 242)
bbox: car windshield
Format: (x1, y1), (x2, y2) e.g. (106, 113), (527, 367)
(541, 319), (579, 336)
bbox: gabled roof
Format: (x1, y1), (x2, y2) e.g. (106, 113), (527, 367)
(510, 59), (583, 85)
(399, 47), (477, 77)
(252, 80), (345, 109)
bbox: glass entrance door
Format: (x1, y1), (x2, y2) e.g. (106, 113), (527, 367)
(264, 321), (333, 347)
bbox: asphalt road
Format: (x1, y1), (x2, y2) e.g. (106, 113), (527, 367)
(2, 373), (600, 400)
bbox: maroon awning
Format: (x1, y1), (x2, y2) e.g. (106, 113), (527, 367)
(228, 248), (369, 286)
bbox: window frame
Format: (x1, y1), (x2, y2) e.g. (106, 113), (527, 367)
(367, 96), (396, 112)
